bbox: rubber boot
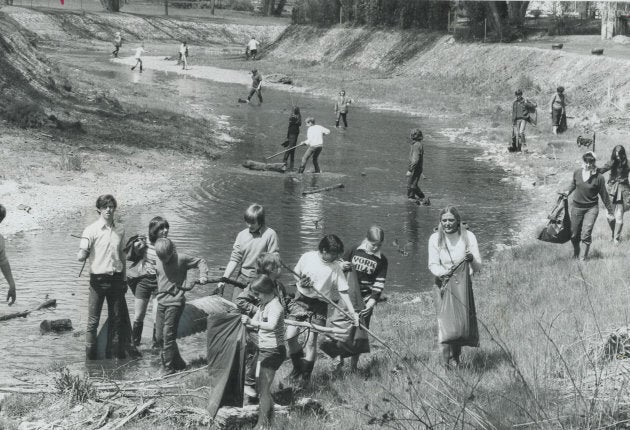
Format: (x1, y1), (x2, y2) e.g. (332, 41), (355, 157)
(571, 238), (580, 259)
(580, 243), (590, 261)
(85, 343), (98, 361)
(132, 321), (143, 346)
(301, 360), (315, 382)
(608, 219), (616, 241)
(615, 222), (624, 244)
(288, 351), (304, 379)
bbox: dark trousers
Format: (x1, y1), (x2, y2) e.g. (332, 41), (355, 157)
(131, 58), (143, 72)
(336, 112), (348, 128)
(112, 44), (121, 57)
(86, 273), (125, 358)
(155, 302), (186, 371)
(244, 330), (259, 388)
(247, 87), (263, 103)
(299, 146), (323, 173)
(283, 134), (299, 169)
(570, 204), (599, 245)
(407, 168), (424, 199)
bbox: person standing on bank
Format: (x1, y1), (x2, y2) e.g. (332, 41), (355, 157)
(598, 145), (630, 244)
(549, 86), (568, 135)
(561, 151), (614, 260)
(407, 128), (425, 201)
(298, 117), (330, 174)
(246, 69), (263, 104)
(112, 32), (122, 58)
(339, 225), (388, 371)
(246, 36), (259, 60)
(77, 194), (126, 360)
(218, 204), (280, 301)
(428, 206), (482, 369)
(283, 106), (302, 171)
(334, 90), (352, 129)
(0, 205), (17, 305)
(178, 41), (188, 70)
(512, 89), (530, 149)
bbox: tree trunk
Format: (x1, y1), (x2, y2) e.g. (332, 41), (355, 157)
(100, 0), (121, 12)
(485, 2), (504, 41)
(211, 0), (215, 15)
(506, 1), (529, 27)
(601, 2), (627, 39)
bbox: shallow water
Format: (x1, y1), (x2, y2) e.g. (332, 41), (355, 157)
(1, 57), (525, 381)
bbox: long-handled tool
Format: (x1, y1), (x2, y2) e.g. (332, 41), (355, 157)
(179, 276), (247, 292)
(280, 261), (403, 359)
(265, 142), (306, 160)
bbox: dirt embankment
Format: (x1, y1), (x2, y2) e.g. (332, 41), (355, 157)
(1, 6), (286, 46)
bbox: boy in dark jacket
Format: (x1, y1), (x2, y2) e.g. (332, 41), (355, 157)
(407, 128), (425, 200)
(512, 89), (530, 150)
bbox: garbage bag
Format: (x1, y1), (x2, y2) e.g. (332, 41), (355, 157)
(435, 261), (479, 347)
(319, 270), (370, 358)
(177, 296), (237, 338)
(206, 311), (246, 418)
(537, 196), (571, 244)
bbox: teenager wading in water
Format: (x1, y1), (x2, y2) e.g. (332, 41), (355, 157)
(282, 106), (302, 171)
(0, 205), (17, 305)
(131, 44), (145, 73)
(428, 206), (482, 369)
(561, 151), (614, 260)
(298, 117), (330, 174)
(126, 217), (170, 347)
(334, 90), (352, 129)
(286, 235), (359, 383)
(598, 145), (630, 244)
(406, 128), (425, 201)
(246, 69), (263, 104)
(77, 195), (126, 360)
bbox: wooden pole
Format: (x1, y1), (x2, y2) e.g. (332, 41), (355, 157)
(301, 183), (344, 196)
(210, 0), (215, 15)
(280, 261), (403, 359)
(164, 0), (168, 16)
(265, 142), (306, 160)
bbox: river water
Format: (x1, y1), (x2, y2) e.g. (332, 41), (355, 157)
(1, 59), (525, 381)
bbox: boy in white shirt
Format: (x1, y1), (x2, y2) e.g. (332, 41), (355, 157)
(298, 117), (330, 174)
(178, 41), (188, 70)
(246, 37), (259, 60)
(131, 43), (145, 73)
(285, 235), (359, 382)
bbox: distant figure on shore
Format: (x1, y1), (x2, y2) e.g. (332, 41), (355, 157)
(246, 36), (259, 60)
(511, 89), (535, 151)
(598, 145), (630, 244)
(298, 117), (330, 174)
(428, 206), (482, 369)
(77, 194), (126, 360)
(549, 86), (568, 135)
(246, 69), (263, 104)
(334, 90), (352, 129)
(406, 128), (425, 201)
(178, 41), (188, 70)
(283, 106), (302, 171)
(561, 151), (614, 260)
(131, 43), (145, 73)
(112, 32), (122, 58)
(0, 204), (17, 305)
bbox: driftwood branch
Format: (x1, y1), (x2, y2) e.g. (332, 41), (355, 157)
(302, 183), (344, 195)
(0, 298), (57, 322)
(242, 160), (286, 173)
(101, 399), (155, 430)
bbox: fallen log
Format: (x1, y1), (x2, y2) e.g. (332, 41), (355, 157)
(214, 397), (324, 429)
(302, 183), (344, 196)
(103, 399), (155, 430)
(242, 160), (286, 173)
(40, 318), (73, 334)
(0, 298), (56, 322)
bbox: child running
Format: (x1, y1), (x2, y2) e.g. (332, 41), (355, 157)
(154, 238), (208, 374)
(236, 253), (290, 401)
(131, 43), (145, 73)
(241, 275), (286, 429)
(286, 234), (359, 383)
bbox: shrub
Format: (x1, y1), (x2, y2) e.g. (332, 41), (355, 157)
(54, 368), (97, 404)
(1, 99), (47, 128)
(58, 148), (83, 172)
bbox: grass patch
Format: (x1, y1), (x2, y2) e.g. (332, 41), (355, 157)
(58, 148), (83, 172)
(0, 394), (48, 419)
(53, 367), (97, 404)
